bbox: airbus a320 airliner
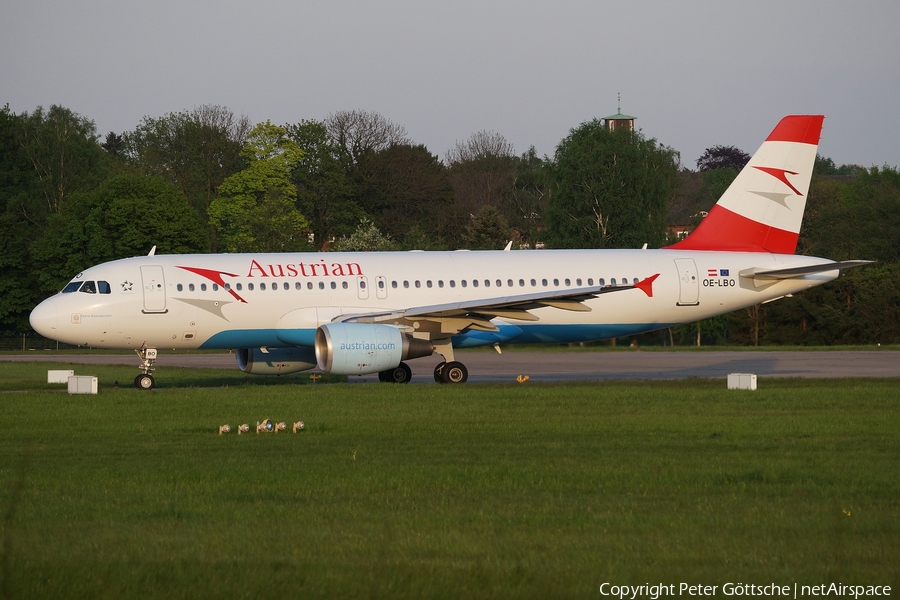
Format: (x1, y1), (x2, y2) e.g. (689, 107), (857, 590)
(30, 115), (868, 388)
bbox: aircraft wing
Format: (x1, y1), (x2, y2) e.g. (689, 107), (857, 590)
(338, 274), (659, 333)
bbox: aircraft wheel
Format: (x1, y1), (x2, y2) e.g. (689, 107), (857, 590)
(377, 370), (388, 382)
(433, 362), (446, 382)
(387, 362), (412, 384)
(134, 374), (155, 390)
(440, 361), (468, 384)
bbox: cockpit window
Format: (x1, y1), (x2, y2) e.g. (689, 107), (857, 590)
(61, 280), (111, 294)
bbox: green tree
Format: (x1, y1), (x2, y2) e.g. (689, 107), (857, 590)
(445, 130), (517, 214)
(462, 205), (513, 250)
(506, 147), (552, 248)
(208, 121), (310, 253)
(546, 121), (679, 249)
(124, 105), (250, 249)
(15, 105), (106, 218)
(32, 174), (207, 294)
(331, 218), (397, 252)
(802, 166), (900, 262)
(0, 105), (41, 328)
(356, 143), (460, 248)
(286, 120), (360, 249)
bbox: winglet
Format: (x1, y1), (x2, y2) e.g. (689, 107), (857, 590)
(634, 273), (660, 297)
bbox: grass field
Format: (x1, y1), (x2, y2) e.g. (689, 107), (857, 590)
(1, 363), (898, 599)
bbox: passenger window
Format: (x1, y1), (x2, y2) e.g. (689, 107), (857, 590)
(576, 278), (582, 286)
(319, 282), (325, 290)
(611, 279), (617, 286)
(438, 280), (444, 288)
(62, 282), (82, 293)
(426, 280), (432, 288)
(307, 282), (313, 290)
(633, 278), (639, 284)
(177, 284), (183, 292)
(519, 279), (524, 287)
(98, 281), (111, 294)
(484, 280), (490, 287)
(343, 281), (349, 289)
(331, 282), (336, 289)
(295, 282), (302, 290)
(248, 283), (255, 291)
(565, 278), (571, 286)
(472, 280), (478, 288)
(378, 280), (385, 289)
(461, 280), (468, 288)
(236, 283), (242, 291)
(415, 280), (421, 288)
(587, 278), (593, 285)
(530, 279), (536, 287)
(403, 281), (409, 289)
(392, 281), (398, 289)
(553, 278), (559, 286)
(598, 278), (605, 286)
(504, 279), (510, 287)
(189, 283), (195, 292)
(212, 284), (218, 291)
(225, 283), (231, 290)
(449, 280), (456, 288)
(284, 282), (289, 290)
(258, 283), (263, 291)
(542, 279), (548, 287)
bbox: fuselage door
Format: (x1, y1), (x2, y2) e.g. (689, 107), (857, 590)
(375, 276), (387, 299)
(141, 265), (167, 313)
(357, 276), (369, 300)
(674, 258), (700, 306)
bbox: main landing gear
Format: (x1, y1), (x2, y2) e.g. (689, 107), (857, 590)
(378, 362), (412, 384)
(376, 360), (470, 384)
(433, 361), (468, 384)
(134, 346), (158, 390)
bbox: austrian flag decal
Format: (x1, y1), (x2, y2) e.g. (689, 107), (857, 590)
(707, 269), (730, 277)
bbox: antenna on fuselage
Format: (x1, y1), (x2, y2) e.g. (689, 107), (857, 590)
(148, 245), (157, 256)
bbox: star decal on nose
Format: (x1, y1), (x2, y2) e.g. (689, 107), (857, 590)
(121, 281), (133, 291)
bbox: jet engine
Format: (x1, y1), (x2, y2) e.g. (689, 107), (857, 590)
(236, 347), (318, 375)
(315, 322), (433, 375)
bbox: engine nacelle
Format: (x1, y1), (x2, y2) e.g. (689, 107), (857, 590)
(235, 347), (317, 375)
(315, 322), (433, 375)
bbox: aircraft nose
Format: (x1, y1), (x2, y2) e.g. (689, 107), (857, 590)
(30, 298), (59, 338)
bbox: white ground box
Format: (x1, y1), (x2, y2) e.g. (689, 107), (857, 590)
(68, 375), (98, 394)
(48, 369), (75, 384)
(727, 373), (757, 390)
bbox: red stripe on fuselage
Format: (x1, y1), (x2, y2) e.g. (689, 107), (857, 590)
(665, 205), (799, 253)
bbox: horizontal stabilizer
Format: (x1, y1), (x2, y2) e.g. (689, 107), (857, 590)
(740, 260), (873, 280)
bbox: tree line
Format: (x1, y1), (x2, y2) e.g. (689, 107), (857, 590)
(1, 103), (897, 345)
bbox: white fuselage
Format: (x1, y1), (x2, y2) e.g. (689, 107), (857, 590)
(30, 249), (838, 351)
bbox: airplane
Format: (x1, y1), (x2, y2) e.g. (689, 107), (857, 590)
(29, 115), (870, 388)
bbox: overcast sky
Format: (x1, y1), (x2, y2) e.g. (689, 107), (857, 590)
(3, 1), (898, 168)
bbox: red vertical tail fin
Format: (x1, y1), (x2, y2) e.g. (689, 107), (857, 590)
(667, 115), (824, 254)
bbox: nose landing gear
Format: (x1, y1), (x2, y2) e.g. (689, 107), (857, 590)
(134, 346), (158, 389)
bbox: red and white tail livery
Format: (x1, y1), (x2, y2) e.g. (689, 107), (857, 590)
(669, 115), (823, 253)
(30, 115), (869, 387)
